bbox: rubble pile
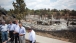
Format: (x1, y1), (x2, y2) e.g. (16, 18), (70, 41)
(22, 22), (68, 31)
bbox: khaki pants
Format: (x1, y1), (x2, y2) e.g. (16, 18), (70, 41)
(19, 35), (25, 43)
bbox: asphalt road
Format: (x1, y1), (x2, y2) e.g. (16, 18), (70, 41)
(25, 32), (72, 43)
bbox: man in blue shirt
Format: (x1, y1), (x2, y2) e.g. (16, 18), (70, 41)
(13, 20), (20, 43)
(8, 21), (15, 43)
(19, 23), (26, 43)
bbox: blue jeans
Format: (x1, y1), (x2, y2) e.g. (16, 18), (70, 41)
(1, 31), (8, 42)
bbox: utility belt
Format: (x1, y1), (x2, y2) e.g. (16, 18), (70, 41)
(1, 31), (7, 32)
(9, 30), (14, 32)
(14, 33), (19, 35)
(19, 34), (25, 36)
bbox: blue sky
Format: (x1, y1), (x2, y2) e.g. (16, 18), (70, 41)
(0, 0), (76, 10)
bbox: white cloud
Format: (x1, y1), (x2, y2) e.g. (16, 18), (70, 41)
(0, 0), (76, 10)
(25, 0), (76, 10)
(0, 0), (11, 5)
(0, 0), (15, 10)
(1, 4), (14, 10)
(56, 0), (76, 10)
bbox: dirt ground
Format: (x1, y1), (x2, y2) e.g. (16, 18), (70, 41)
(36, 31), (69, 42)
(35, 30), (76, 43)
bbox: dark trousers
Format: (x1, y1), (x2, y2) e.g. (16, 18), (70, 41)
(9, 31), (14, 41)
(0, 31), (2, 43)
(30, 41), (35, 43)
(14, 33), (19, 43)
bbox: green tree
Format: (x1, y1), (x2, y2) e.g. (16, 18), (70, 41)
(70, 10), (76, 16)
(25, 7), (30, 15)
(13, 0), (26, 14)
(0, 7), (7, 15)
(30, 9), (34, 15)
(51, 9), (58, 12)
(12, 0), (26, 22)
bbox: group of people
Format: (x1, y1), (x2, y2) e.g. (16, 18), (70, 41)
(0, 20), (36, 43)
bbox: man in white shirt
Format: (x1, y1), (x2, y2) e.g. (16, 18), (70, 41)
(1, 21), (8, 43)
(19, 23), (26, 43)
(28, 26), (36, 43)
(13, 20), (20, 43)
(8, 21), (15, 42)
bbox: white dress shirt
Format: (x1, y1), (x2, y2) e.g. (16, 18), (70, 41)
(8, 24), (15, 31)
(29, 30), (36, 43)
(14, 24), (20, 33)
(19, 26), (26, 35)
(1, 24), (8, 31)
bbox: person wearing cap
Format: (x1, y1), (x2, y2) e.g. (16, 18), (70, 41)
(19, 23), (26, 43)
(13, 20), (20, 43)
(28, 26), (36, 43)
(8, 21), (15, 43)
(1, 21), (8, 43)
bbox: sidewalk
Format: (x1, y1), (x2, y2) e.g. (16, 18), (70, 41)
(25, 32), (72, 43)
